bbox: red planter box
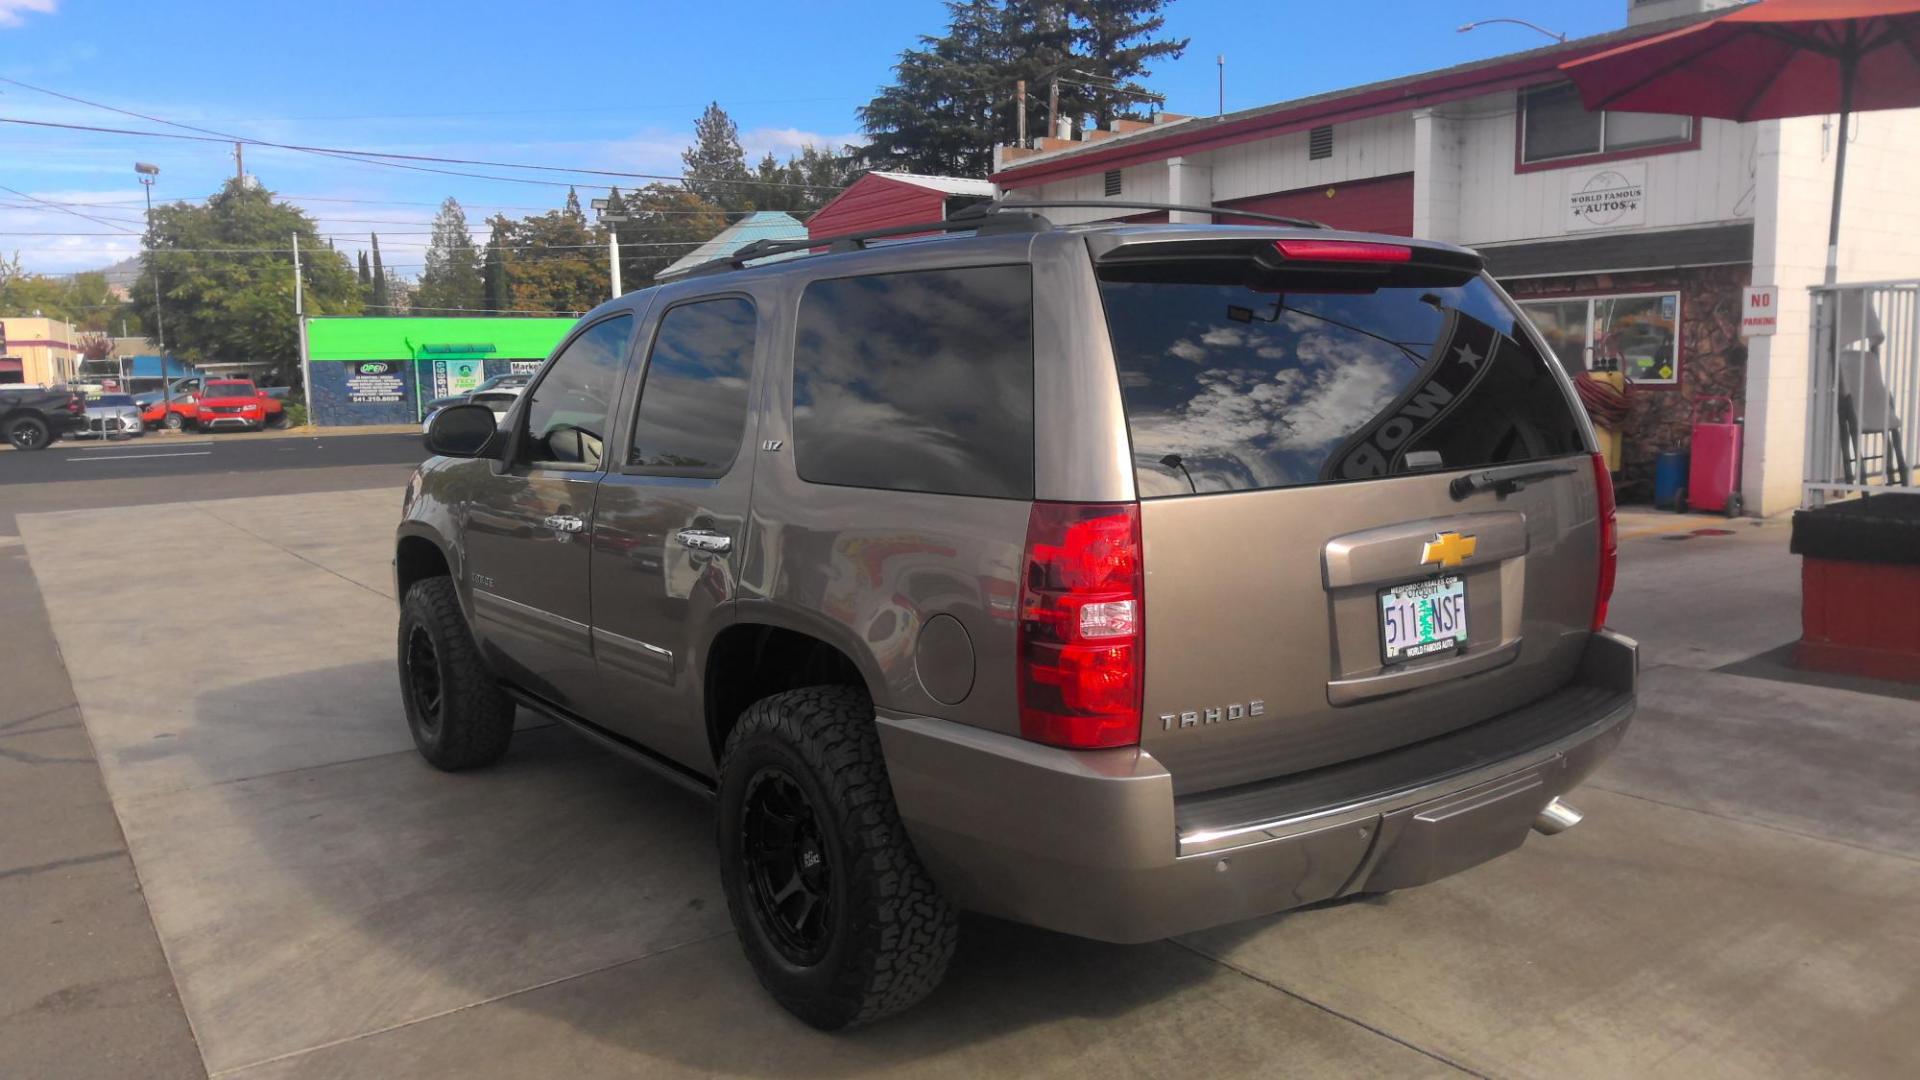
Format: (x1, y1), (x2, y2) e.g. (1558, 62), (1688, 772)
(1798, 556), (1920, 683)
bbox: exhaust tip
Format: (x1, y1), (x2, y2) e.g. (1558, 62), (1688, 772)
(1534, 797), (1583, 836)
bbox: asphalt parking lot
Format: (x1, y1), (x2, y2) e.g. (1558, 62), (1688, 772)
(6, 472), (1917, 1078)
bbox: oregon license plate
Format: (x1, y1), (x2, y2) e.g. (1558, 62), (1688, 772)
(1379, 576), (1467, 663)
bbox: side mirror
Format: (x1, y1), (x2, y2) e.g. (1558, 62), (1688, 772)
(425, 402), (501, 458)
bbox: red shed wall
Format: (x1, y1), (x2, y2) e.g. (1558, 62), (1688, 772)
(807, 175), (950, 239)
(1214, 173), (1415, 235)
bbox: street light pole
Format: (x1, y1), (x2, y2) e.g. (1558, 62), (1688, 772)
(590, 197), (625, 300)
(136, 162), (167, 412)
(1456, 18), (1567, 43)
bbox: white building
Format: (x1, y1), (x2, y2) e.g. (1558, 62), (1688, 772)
(991, 0), (1920, 515)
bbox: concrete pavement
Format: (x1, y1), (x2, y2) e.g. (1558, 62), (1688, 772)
(13, 491), (1919, 1077)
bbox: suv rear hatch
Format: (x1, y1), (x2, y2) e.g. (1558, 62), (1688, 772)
(1090, 232), (1608, 796)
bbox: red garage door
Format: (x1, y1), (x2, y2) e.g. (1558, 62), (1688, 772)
(1215, 173), (1415, 236)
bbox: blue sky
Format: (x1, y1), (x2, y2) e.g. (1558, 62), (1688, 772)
(1, 0), (1627, 275)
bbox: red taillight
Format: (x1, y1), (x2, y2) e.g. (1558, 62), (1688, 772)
(1272, 239), (1413, 263)
(1590, 452), (1617, 631)
(1018, 502), (1144, 749)
(67, 396), (85, 414)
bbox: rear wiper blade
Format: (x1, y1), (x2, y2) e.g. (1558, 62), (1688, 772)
(1449, 461), (1579, 500)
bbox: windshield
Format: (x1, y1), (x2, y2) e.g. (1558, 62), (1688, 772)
(1097, 266), (1585, 497)
(203, 383), (257, 398)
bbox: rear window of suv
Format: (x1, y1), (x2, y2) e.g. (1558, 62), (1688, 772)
(793, 265), (1034, 500)
(1098, 265), (1585, 497)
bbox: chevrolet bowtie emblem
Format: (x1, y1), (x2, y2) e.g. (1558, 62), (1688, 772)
(1421, 531), (1478, 569)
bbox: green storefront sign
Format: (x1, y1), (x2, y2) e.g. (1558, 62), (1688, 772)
(304, 316), (576, 425)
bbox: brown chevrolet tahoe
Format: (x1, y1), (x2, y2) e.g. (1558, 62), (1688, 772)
(394, 203), (1636, 1030)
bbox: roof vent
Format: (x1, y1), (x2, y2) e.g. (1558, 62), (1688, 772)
(1309, 125), (1334, 160)
(1103, 169), (1123, 197)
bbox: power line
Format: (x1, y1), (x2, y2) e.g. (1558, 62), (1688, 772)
(0, 183), (144, 234)
(0, 77), (854, 192)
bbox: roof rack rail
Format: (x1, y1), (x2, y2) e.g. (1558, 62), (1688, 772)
(677, 197), (1325, 280)
(679, 206), (1052, 279)
(967, 199), (1327, 230)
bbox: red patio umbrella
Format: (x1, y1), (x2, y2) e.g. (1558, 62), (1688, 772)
(1559, 0), (1920, 282)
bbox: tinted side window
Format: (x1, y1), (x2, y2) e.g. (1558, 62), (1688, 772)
(629, 297), (756, 475)
(1098, 271), (1584, 497)
(793, 266), (1034, 500)
(524, 315), (631, 469)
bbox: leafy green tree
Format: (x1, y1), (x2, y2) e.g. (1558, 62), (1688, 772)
(498, 197), (608, 314)
(608, 183), (730, 287)
(126, 177), (359, 371)
(369, 232), (390, 311)
(0, 257), (122, 330)
(414, 197), (484, 313)
(683, 103), (752, 211)
(859, 0), (1185, 175)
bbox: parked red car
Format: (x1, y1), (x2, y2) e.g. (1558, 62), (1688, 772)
(140, 395), (201, 431)
(194, 380), (284, 431)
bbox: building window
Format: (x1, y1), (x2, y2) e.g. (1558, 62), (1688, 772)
(1103, 169), (1123, 197)
(1519, 291), (1680, 385)
(1308, 125), (1333, 160)
(1520, 83), (1692, 164)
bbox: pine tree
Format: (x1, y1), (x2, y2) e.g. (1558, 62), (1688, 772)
(357, 250), (371, 293)
(683, 103), (751, 210)
(859, 0), (1185, 175)
(415, 197), (484, 313)
(482, 217), (510, 312)
(369, 233), (389, 311)
(1069, 0), (1187, 131)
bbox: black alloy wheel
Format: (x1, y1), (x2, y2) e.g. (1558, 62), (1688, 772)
(404, 624), (444, 740)
(7, 417), (49, 450)
(396, 575), (514, 770)
(740, 766), (835, 965)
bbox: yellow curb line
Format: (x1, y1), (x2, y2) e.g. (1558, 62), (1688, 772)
(1619, 519), (1738, 540)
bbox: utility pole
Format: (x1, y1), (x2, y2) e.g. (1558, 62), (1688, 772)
(1217, 55), (1225, 116)
(1048, 78), (1060, 140)
(1016, 78), (1028, 147)
(233, 142), (244, 181)
(293, 232), (314, 429)
(136, 162), (167, 410)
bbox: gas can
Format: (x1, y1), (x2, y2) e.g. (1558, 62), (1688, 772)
(1687, 396), (1743, 515)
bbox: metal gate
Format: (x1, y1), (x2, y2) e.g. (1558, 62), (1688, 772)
(1804, 279), (1919, 507)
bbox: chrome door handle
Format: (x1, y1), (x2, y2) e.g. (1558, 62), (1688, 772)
(675, 529), (732, 554)
(543, 514), (586, 533)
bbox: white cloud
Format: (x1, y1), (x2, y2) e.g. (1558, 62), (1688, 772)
(0, 188), (145, 274)
(0, 0), (55, 29)
(739, 127), (864, 159)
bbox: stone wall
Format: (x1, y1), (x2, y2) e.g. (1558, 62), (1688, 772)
(1506, 263), (1751, 499)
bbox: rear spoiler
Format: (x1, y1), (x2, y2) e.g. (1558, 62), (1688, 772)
(1085, 230), (1485, 276)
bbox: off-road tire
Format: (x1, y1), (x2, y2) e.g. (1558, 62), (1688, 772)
(397, 576), (514, 770)
(5, 415), (51, 451)
(717, 686), (957, 1030)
